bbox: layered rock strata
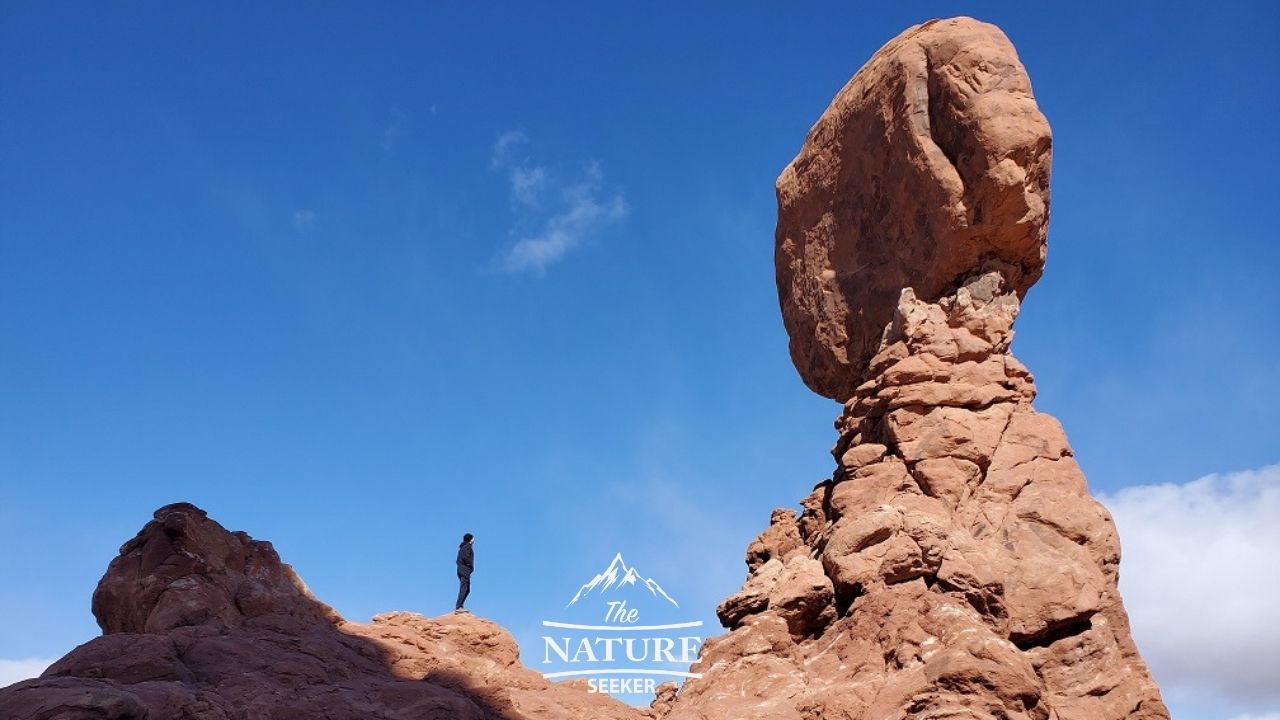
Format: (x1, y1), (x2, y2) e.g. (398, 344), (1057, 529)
(667, 16), (1169, 720)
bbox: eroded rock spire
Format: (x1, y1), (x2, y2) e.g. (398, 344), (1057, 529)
(668, 17), (1168, 720)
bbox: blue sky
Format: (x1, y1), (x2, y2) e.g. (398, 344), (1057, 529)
(1, 2), (1277, 717)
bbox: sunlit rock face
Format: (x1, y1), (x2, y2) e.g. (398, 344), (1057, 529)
(775, 17), (1051, 403)
(667, 17), (1169, 720)
(0, 503), (649, 720)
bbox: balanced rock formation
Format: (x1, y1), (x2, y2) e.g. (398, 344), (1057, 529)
(668, 17), (1169, 720)
(0, 503), (646, 720)
(776, 17), (1051, 401)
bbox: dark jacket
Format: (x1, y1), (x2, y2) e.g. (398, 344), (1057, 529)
(456, 542), (474, 574)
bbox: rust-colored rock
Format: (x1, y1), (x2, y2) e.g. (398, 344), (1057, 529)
(647, 682), (679, 718)
(776, 17), (1052, 401)
(670, 274), (1168, 720)
(0, 503), (644, 720)
(666, 16), (1168, 720)
(0, 16), (1169, 720)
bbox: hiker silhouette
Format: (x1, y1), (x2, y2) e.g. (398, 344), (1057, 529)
(455, 533), (474, 611)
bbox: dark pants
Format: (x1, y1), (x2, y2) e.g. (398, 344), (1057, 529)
(456, 569), (471, 609)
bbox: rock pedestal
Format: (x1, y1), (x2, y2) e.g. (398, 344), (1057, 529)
(668, 16), (1169, 720)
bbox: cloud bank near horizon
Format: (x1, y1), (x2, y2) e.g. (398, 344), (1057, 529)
(1100, 464), (1280, 719)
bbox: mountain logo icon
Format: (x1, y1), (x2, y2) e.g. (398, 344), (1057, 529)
(566, 553), (679, 609)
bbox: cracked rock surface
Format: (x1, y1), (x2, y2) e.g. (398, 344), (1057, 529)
(669, 16), (1169, 720)
(776, 17), (1052, 402)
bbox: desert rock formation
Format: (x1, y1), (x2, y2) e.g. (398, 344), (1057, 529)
(776, 17), (1051, 402)
(667, 17), (1168, 720)
(0, 503), (647, 720)
(0, 16), (1169, 720)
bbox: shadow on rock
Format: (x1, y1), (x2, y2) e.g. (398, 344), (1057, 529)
(0, 502), (644, 720)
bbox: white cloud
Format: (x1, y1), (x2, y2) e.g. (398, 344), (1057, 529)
(490, 133), (628, 275)
(502, 182), (628, 275)
(509, 166), (546, 208)
(0, 658), (54, 688)
(292, 209), (318, 234)
(1100, 464), (1280, 717)
(491, 130), (527, 168)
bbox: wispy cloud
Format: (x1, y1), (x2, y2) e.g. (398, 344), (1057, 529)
(490, 130), (527, 168)
(490, 132), (628, 276)
(292, 209), (318, 234)
(0, 658), (55, 688)
(1100, 464), (1280, 719)
(381, 107), (409, 153)
(509, 166), (546, 209)
(491, 131), (546, 208)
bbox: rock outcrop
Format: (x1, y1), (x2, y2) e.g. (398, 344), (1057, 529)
(667, 16), (1169, 720)
(0, 503), (645, 720)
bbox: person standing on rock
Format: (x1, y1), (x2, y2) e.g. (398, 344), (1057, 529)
(455, 533), (474, 612)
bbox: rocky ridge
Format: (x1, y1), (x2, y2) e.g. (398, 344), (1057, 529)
(0, 503), (649, 720)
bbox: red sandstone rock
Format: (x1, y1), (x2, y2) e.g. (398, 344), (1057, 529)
(776, 17), (1052, 402)
(669, 273), (1167, 720)
(646, 682), (679, 718)
(665, 16), (1168, 720)
(0, 503), (644, 720)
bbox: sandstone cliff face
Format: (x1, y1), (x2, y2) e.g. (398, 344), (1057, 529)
(666, 17), (1168, 720)
(0, 503), (647, 720)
